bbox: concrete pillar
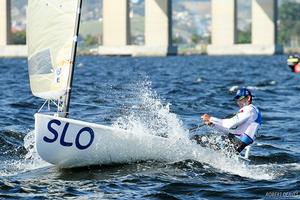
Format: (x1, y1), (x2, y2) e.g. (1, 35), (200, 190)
(208, 0), (282, 55)
(0, 0), (11, 45)
(142, 0), (176, 56)
(211, 0), (237, 45)
(102, 0), (130, 46)
(252, 0), (277, 45)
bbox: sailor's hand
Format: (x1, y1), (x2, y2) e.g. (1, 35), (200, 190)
(201, 113), (210, 121)
(201, 114), (212, 125)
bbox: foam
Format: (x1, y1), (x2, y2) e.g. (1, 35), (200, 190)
(0, 130), (50, 177)
(112, 81), (278, 180)
(4, 81), (280, 179)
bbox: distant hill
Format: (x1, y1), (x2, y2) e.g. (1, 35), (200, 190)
(10, 0), (300, 48)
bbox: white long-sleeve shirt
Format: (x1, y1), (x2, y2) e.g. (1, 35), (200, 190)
(209, 104), (262, 142)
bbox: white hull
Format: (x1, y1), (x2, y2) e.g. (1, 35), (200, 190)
(35, 113), (172, 168)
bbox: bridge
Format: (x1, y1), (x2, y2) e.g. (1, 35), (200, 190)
(0, 0), (282, 57)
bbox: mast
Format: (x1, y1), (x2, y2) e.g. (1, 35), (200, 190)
(62, 0), (83, 118)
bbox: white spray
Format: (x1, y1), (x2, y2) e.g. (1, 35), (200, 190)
(113, 81), (278, 180)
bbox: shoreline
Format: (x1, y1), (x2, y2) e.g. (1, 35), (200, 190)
(0, 46), (299, 58)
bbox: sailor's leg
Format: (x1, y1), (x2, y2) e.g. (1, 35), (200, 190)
(190, 135), (210, 147)
(227, 134), (247, 153)
(235, 142), (247, 153)
(191, 134), (247, 153)
(191, 134), (223, 151)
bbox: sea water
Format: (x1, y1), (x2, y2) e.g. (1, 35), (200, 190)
(0, 55), (299, 199)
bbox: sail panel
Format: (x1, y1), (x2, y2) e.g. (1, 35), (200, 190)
(27, 0), (80, 100)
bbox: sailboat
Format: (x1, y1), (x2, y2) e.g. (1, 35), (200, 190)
(27, 0), (172, 168)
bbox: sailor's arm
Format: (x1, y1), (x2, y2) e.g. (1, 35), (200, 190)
(202, 110), (252, 130)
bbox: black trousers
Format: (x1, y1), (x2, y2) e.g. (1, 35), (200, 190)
(191, 133), (247, 153)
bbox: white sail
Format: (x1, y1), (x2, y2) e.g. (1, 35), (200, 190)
(27, 0), (81, 100)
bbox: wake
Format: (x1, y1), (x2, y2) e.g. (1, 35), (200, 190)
(112, 81), (278, 180)
(1, 81), (280, 179)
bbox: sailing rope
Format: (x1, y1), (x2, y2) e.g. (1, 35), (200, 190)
(37, 99), (63, 113)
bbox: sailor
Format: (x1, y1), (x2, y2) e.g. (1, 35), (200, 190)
(287, 55), (300, 73)
(193, 88), (262, 153)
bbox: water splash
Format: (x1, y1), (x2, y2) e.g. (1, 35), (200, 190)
(113, 81), (187, 140)
(0, 130), (49, 177)
(112, 81), (278, 180)
(2, 81), (279, 180)
(23, 130), (48, 167)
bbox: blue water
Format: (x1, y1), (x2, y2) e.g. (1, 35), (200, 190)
(0, 55), (299, 199)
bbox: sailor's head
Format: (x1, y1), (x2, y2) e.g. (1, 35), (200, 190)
(234, 88), (253, 108)
(287, 55), (300, 73)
